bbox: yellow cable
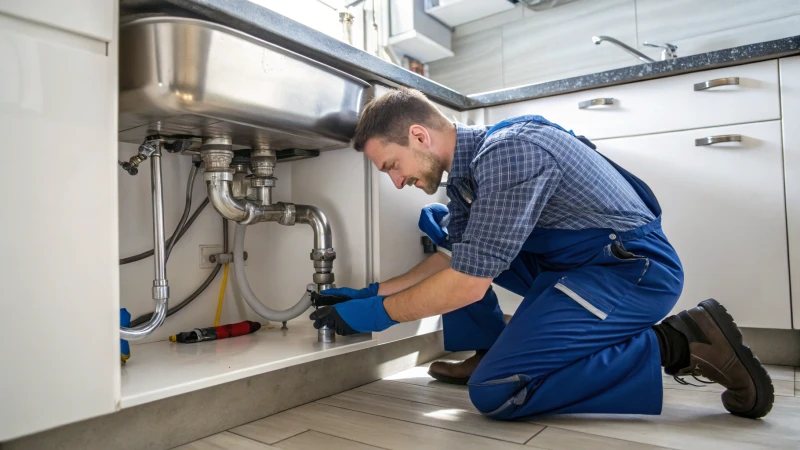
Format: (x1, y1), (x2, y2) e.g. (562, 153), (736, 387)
(214, 264), (230, 327)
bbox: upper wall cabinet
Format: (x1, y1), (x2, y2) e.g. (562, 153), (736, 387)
(780, 56), (800, 329)
(487, 60), (780, 140)
(425, 0), (516, 28)
(0, 0), (113, 42)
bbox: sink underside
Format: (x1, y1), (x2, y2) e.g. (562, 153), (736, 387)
(118, 17), (369, 151)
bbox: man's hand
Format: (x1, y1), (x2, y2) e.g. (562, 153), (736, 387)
(310, 296), (397, 336)
(419, 203), (450, 249)
(321, 282), (380, 300)
(309, 291), (353, 308)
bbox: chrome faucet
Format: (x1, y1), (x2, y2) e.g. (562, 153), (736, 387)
(643, 41), (679, 60)
(592, 36), (655, 63)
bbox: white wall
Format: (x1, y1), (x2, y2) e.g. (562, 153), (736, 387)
(429, 0), (800, 94)
(118, 145), (369, 345)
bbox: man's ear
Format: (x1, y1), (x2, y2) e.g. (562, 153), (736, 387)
(409, 125), (430, 147)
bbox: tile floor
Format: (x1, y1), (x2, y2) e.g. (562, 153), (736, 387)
(175, 353), (800, 450)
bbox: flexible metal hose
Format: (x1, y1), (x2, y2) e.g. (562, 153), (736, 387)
(166, 163), (199, 258)
(120, 165), (204, 265)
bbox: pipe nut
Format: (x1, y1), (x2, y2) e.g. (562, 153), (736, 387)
(251, 148), (277, 177)
(152, 285), (170, 300)
(204, 170), (234, 182)
(310, 248), (337, 261)
(200, 148), (234, 171)
(138, 140), (160, 157)
(313, 272), (335, 285)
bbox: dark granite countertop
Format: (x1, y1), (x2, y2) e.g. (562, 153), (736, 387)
(120, 0), (800, 111)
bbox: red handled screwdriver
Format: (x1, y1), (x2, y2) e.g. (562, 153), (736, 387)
(169, 320), (261, 343)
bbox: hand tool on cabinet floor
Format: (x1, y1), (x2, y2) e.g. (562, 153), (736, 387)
(170, 320), (261, 343)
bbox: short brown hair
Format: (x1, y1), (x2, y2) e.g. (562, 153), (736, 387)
(352, 88), (450, 152)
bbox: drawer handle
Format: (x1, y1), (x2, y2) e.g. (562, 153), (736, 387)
(694, 77), (740, 91)
(695, 135), (742, 146)
(578, 98), (615, 109)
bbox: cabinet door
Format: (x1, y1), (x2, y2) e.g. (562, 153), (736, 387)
(0, 15), (119, 441)
(780, 56), (800, 329)
(596, 121), (791, 329)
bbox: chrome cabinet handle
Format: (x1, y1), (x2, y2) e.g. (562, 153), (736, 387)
(694, 77), (740, 91)
(578, 98), (615, 109)
(695, 135), (742, 146)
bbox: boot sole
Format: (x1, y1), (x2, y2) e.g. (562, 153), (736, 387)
(427, 370), (470, 385)
(700, 299), (775, 419)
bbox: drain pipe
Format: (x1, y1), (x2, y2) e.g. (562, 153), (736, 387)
(231, 203), (337, 342)
(295, 205), (337, 343)
(201, 138), (261, 225)
(201, 139), (337, 341)
(120, 140), (170, 340)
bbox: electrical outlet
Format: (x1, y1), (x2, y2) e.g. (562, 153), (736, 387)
(199, 245), (248, 268)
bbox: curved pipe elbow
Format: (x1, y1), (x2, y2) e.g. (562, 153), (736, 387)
(120, 298), (167, 340)
(207, 180), (249, 222)
(294, 204), (332, 250)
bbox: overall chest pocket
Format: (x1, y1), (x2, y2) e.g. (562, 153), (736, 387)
(447, 177), (476, 207)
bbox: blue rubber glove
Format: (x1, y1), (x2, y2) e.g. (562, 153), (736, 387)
(419, 203), (450, 249)
(310, 296), (397, 335)
(321, 282), (379, 300)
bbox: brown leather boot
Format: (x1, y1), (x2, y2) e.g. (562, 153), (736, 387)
(427, 350), (486, 385)
(663, 299), (774, 419)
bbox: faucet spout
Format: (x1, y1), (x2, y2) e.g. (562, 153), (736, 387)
(592, 36), (655, 64)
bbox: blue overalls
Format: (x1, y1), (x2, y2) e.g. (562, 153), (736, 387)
(437, 116), (684, 420)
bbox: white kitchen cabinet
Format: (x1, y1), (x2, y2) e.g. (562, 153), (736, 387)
(0, 12), (119, 442)
(487, 60), (780, 140)
(0, 0), (113, 42)
(595, 121), (791, 329)
(780, 56), (800, 329)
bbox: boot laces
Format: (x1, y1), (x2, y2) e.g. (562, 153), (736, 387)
(672, 364), (717, 387)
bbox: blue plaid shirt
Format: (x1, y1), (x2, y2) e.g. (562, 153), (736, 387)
(447, 121), (655, 278)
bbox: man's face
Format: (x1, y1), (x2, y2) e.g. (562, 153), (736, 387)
(363, 125), (445, 195)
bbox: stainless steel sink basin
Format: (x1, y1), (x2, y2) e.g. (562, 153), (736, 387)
(118, 17), (369, 151)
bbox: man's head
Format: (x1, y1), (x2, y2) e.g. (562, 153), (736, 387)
(353, 88), (455, 195)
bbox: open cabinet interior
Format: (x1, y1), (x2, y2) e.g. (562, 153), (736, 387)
(116, 88), (461, 409)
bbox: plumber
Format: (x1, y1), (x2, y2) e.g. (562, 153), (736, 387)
(310, 88), (773, 420)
